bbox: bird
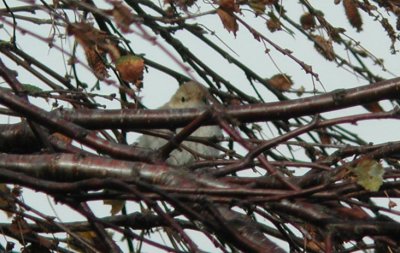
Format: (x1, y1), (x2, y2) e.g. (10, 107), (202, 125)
(135, 81), (222, 166)
(104, 81), (222, 215)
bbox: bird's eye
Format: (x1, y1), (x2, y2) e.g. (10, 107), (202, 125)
(181, 96), (186, 102)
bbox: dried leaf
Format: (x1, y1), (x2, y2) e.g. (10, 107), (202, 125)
(363, 102), (384, 113)
(67, 22), (109, 50)
(103, 199), (125, 216)
(0, 184), (15, 218)
(266, 16), (281, 32)
(343, 0), (363, 31)
(350, 158), (384, 192)
(10, 216), (31, 236)
(317, 128), (331, 145)
(306, 240), (324, 252)
(85, 47), (108, 80)
(313, 35), (335, 61)
(303, 224), (325, 251)
(110, 2), (135, 33)
(217, 8), (239, 36)
(116, 55), (145, 88)
(267, 74), (293, 91)
(300, 13), (316, 30)
(248, 0), (266, 15)
(219, 0), (239, 12)
(67, 22), (122, 77)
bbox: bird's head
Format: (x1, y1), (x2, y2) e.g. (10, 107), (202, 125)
(168, 81), (209, 109)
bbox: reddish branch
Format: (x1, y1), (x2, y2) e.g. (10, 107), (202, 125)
(58, 77), (400, 129)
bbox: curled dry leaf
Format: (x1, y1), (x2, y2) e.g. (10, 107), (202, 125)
(219, 0), (239, 12)
(248, 0), (266, 15)
(343, 0), (363, 31)
(115, 55), (145, 88)
(313, 35), (335, 61)
(110, 2), (136, 33)
(85, 47), (108, 80)
(266, 16), (281, 32)
(67, 22), (120, 79)
(300, 13), (316, 30)
(267, 74), (293, 91)
(0, 184), (15, 218)
(67, 22), (110, 52)
(10, 216), (31, 237)
(217, 8), (239, 36)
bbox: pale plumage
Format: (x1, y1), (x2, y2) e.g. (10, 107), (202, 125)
(136, 81), (222, 166)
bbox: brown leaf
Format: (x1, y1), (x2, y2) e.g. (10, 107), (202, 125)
(362, 102), (384, 113)
(116, 55), (145, 88)
(343, 0), (363, 31)
(10, 216), (31, 236)
(266, 16), (281, 32)
(67, 22), (121, 79)
(267, 74), (293, 91)
(85, 47), (108, 80)
(110, 2), (135, 33)
(313, 35), (335, 61)
(217, 8), (238, 36)
(248, 0), (266, 15)
(0, 184), (16, 218)
(300, 13), (316, 30)
(67, 22), (109, 50)
(303, 224), (325, 251)
(219, 0), (239, 12)
(317, 128), (331, 145)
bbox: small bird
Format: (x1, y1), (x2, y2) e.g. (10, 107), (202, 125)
(106, 82), (222, 215)
(136, 81), (222, 166)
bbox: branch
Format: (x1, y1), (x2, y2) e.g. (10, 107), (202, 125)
(64, 77), (400, 129)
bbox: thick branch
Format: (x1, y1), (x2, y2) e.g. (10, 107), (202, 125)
(66, 77), (400, 129)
